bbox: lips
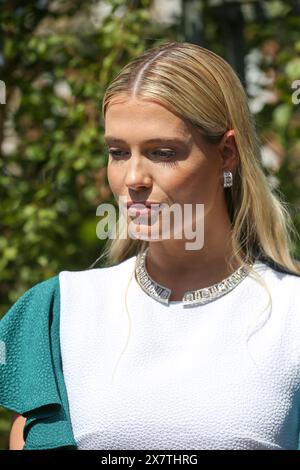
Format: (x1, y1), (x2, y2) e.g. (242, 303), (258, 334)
(124, 201), (162, 218)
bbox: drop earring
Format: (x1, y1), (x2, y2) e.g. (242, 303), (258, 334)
(223, 170), (233, 188)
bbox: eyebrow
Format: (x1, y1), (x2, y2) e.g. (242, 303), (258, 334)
(104, 136), (188, 146)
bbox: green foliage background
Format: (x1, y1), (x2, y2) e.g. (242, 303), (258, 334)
(0, 0), (299, 450)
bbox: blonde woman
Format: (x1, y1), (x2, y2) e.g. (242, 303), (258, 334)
(1, 41), (300, 451)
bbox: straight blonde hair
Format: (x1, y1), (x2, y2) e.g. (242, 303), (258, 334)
(90, 42), (300, 378)
(95, 41), (300, 274)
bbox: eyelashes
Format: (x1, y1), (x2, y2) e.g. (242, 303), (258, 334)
(107, 149), (179, 167)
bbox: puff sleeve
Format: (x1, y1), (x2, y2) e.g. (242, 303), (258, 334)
(0, 275), (77, 450)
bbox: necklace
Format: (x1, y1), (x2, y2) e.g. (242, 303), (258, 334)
(134, 247), (255, 307)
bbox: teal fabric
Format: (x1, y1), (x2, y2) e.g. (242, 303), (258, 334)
(0, 275), (78, 450)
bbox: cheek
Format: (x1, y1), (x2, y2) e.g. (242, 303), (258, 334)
(165, 166), (203, 196)
(166, 165), (217, 205)
(106, 165), (121, 195)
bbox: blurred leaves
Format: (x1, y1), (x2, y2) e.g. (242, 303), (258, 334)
(0, 0), (174, 449)
(244, 0), (300, 259)
(197, 0), (300, 258)
(0, 0), (172, 312)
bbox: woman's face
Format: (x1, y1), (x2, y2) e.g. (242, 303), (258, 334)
(105, 96), (230, 241)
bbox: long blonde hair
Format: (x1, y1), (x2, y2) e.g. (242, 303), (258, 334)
(90, 41), (300, 379)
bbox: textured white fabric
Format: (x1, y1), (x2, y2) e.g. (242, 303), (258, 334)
(59, 256), (300, 450)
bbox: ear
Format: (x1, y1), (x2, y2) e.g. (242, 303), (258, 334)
(218, 129), (238, 172)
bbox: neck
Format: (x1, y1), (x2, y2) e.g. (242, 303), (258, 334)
(144, 216), (244, 301)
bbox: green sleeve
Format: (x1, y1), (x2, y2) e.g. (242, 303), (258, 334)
(0, 275), (77, 450)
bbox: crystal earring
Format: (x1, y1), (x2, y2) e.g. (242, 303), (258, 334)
(223, 170), (233, 188)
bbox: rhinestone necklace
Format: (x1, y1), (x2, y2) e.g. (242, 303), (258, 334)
(134, 247), (255, 307)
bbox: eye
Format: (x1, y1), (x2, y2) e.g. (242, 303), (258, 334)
(107, 148), (178, 167)
(150, 149), (178, 167)
(108, 149), (129, 160)
(151, 149), (176, 159)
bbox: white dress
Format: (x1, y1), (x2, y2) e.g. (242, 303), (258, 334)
(58, 255), (300, 450)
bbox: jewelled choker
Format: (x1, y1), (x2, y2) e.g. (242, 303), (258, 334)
(134, 248), (255, 307)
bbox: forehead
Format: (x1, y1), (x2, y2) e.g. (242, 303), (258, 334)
(104, 97), (189, 138)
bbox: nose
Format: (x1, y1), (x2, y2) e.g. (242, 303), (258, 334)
(124, 154), (152, 191)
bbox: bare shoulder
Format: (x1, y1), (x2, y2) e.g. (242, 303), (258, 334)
(9, 413), (26, 450)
